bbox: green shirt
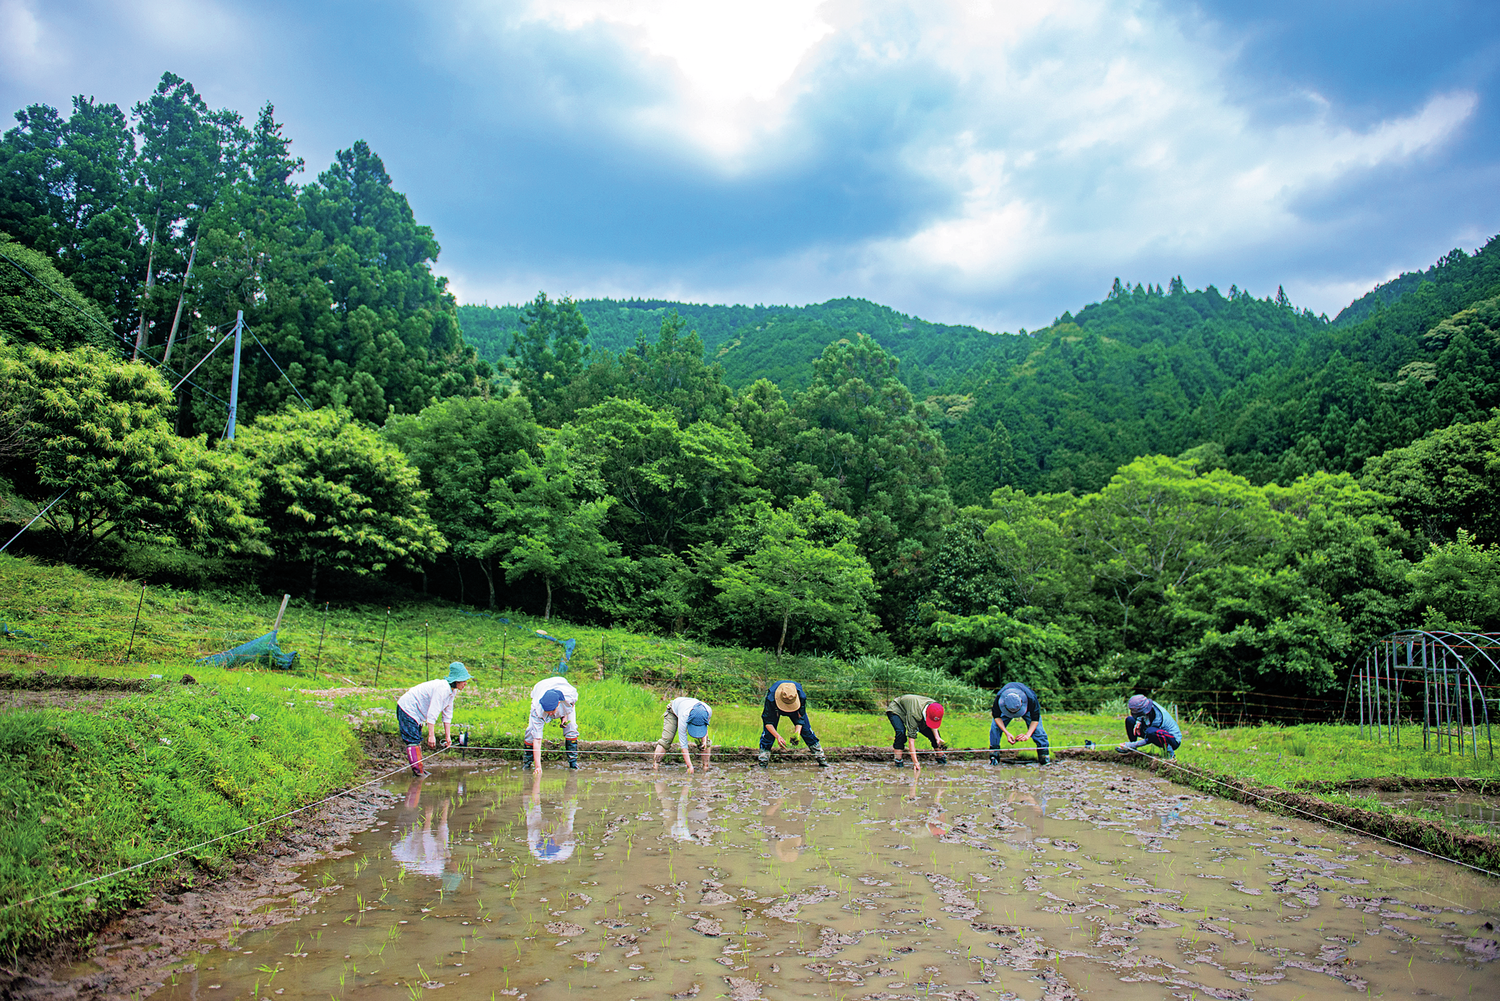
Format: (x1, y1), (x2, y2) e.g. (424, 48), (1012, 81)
(891, 694), (935, 737)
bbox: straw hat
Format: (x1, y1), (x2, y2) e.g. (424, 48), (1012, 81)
(774, 682), (801, 713)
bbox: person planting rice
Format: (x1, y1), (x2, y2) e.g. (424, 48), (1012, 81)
(991, 681), (1050, 766)
(525, 674), (580, 771)
(652, 695), (713, 772)
(759, 680), (829, 768)
(396, 662), (470, 777)
(1117, 694), (1182, 758)
(888, 693), (947, 771)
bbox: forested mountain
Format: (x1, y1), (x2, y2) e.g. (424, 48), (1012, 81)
(5, 72), (1500, 716)
(457, 296), (1008, 391)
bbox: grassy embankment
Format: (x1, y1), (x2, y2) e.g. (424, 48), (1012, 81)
(4, 553), (1500, 953)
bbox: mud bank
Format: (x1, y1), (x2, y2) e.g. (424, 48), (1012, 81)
(360, 732), (1053, 763)
(0, 781), (398, 1001)
(1107, 750), (1500, 873)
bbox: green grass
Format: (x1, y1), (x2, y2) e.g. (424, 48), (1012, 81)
(0, 683), (360, 956)
(1186, 722), (1500, 787)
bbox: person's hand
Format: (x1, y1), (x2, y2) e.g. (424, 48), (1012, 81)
(426, 734), (437, 749)
(1007, 732), (1020, 744)
(776, 735), (788, 750)
(442, 737), (452, 749)
(686, 763), (695, 774)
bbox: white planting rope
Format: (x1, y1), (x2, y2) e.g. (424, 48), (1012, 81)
(0, 747), (453, 914)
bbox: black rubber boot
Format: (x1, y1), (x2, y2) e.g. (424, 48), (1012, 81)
(810, 743), (829, 767)
(522, 740), (534, 770)
(565, 738), (579, 769)
(989, 748), (1000, 766)
(1037, 751), (1051, 766)
(757, 749), (770, 768)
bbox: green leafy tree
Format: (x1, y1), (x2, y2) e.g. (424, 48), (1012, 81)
(790, 334), (951, 564)
(569, 397), (758, 555)
(1167, 565), (1352, 700)
(925, 608), (1076, 698)
(0, 234), (112, 349)
(1072, 455), (1278, 653)
(385, 394), (541, 608)
(1407, 531), (1500, 632)
(236, 408), (445, 599)
(506, 292), (590, 425)
(0, 340), (262, 559)
(713, 494), (877, 657)
(486, 439), (618, 621)
(1363, 412), (1500, 546)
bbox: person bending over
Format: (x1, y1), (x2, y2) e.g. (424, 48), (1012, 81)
(1117, 695), (1181, 759)
(759, 680), (829, 768)
(653, 696), (713, 772)
(991, 681), (1050, 766)
(525, 675), (579, 771)
(396, 662), (470, 777)
(888, 694), (947, 773)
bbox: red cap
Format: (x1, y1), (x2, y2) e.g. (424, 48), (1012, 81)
(924, 703), (944, 728)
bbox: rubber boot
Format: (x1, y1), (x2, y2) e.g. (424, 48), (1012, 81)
(565, 738), (579, 770)
(407, 745), (426, 777)
(522, 740), (535, 770)
(891, 757), (907, 768)
(811, 744), (829, 768)
(757, 749), (770, 768)
(988, 748), (1000, 766)
(1037, 750), (1051, 766)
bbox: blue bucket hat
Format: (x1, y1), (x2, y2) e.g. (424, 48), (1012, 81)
(540, 688), (565, 713)
(685, 705), (711, 739)
(999, 690), (1026, 718)
(1128, 694), (1153, 716)
(447, 661), (471, 683)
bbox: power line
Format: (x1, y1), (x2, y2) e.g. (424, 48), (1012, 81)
(0, 249), (229, 412)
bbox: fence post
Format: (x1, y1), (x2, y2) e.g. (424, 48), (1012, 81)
(314, 601), (329, 678)
(123, 581), (146, 664)
(375, 607), (391, 687)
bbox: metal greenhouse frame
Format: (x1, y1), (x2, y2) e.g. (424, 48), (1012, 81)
(1344, 630), (1498, 759)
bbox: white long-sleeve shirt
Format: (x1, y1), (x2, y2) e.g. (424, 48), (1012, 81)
(397, 679), (457, 725)
(525, 676), (579, 741)
(666, 697), (711, 747)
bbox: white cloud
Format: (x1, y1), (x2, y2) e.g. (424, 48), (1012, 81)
(0, 0), (59, 84)
(455, 0), (1477, 322)
(509, 0), (833, 160)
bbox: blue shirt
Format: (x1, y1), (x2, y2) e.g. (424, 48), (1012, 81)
(992, 682), (1041, 723)
(1138, 702), (1182, 741)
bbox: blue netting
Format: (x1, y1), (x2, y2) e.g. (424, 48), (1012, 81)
(197, 630), (298, 670)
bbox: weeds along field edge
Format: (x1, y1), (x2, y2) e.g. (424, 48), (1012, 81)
(0, 683), (361, 955)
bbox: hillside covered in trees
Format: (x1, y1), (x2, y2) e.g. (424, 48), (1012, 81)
(4, 73), (1500, 716)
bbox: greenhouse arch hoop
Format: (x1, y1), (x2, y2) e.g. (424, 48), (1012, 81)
(1343, 629), (1498, 759)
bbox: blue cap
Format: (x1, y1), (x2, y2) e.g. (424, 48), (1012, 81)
(447, 662), (471, 683)
(540, 688), (565, 713)
(1128, 694), (1152, 716)
(685, 705), (710, 739)
(1000, 690), (1025, 718)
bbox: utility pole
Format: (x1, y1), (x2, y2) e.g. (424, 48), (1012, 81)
(225, 310), (244, 441)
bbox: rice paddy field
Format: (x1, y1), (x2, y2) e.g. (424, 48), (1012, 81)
(146, 760), (1500, 1000)
(3, 553), (1500, 996)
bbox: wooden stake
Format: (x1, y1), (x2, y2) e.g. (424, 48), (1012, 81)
(272, 593), (291, 632)
(123, 581), (146, 664)
(374, 607), (391, 687)
(313, 601), (329, 678)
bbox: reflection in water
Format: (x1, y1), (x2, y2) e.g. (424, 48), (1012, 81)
(525, 770), (578, 862)
(163, 762), (1500, 1001)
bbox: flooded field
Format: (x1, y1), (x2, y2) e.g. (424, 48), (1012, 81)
(154, 760), (1500, 1000)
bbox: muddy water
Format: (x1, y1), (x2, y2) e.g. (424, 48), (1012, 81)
(155, 761), (1500, 1001)
(1374, 788), (1500, 830)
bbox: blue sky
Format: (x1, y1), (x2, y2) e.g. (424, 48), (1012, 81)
(3, 0), (1498, 332)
